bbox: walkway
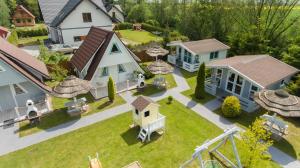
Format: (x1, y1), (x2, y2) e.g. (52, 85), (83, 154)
(0, 67), (299, 168)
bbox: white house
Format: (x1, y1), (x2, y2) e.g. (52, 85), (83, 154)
(206, 55), (299, 112)
(0, 38), (51, 123)
(102, 1), (125, 22)
(39, 0), (124, 45)
(167, 39), (230, 72)
(70, 27), (143, 99)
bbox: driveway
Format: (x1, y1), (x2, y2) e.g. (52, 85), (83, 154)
(20, 45), (40, 57)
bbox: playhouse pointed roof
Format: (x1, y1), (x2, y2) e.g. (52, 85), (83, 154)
(131, 96), (157, 111)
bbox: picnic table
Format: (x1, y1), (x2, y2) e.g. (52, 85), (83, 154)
(64, 97), (88, 116)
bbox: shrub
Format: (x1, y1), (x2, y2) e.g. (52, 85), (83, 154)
(221, 96), (241, 117)
(145, 19), (160, 27)
(140, 64), (154, 79)
(7, 29), (19, 45)
(141, 23), (167, 34)
(114, 22), (133, 30)
(108, 76), (116, 102)
(16, 28), (48, 38)
(195, 63), (206, 99)
(168, 96), (173, 104)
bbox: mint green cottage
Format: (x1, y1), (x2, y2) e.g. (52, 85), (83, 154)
(206, 55), (299, 112)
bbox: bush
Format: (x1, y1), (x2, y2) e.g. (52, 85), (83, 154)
(114, 22), (133, 30)
(16, 28), (48, 38)
(221, 96), (241, 117)
(141, 23), (167, 34)
(145, 19), (160, 27)
(140, 64), (154, 79)
(7, 29), (19, 45)
(195, 63), (206, 99)
(108, 76), (116, 102)
(168, 96), (173, 104)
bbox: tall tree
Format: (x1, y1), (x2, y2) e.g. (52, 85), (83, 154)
(0, 0), (11, 27)
(108, 76), (116, 102)
(195, 63), (206, 99)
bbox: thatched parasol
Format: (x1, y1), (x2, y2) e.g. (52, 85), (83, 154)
(145, 46), (169, 59)
(147, 59), (174, 74)
(254, 89), (300, 117)
(52, 75), (92, 98)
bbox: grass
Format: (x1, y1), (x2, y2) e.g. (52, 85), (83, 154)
(214, 108), (300, 160)
(180, 69), (215, 104)
(117, 29), (163, 45)
(0, 99), (280, 168)
(18, 93), (126, 137)
(132, 73), (177, 96)
(18, 35), (48, 46)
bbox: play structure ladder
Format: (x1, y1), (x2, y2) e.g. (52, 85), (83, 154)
(138, 128), (148, 142)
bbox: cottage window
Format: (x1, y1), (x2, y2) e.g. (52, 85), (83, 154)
(118, 64), (126, 73)
(178, 47), (182, 56)
(112, 12), (116, 18)
(194, 55), (200, 64)
(82, 13), (92, 22)
(13, 84), (27, 95)
(27, 19), (31, 23)
(74, 36), (81, 42)
(101, 67), (109, 77)
(249, 85), (259, 101)
(111, 44), (121, 53)
(16, 19), (21, 23)
(226, 72), (244, 95)
(135, 109), (139, 115)
(210, 51), (219, 60)
(215, 69), (223, 87)
(144, 111), (150, 117)
(280, 80), (285, 86)
(184, 50), (192, 63)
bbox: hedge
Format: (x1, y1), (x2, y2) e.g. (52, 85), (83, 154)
(16, 28), (48, 38)
(140, 64), (154, 79)
(114, 22), (133, 30)
(141, 23), (167, 34)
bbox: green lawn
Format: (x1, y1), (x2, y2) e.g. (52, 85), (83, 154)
(180, 69), (215, 104)
(18, 93), (126, 137)
(117, 29), (163, 45)
(132, 73), (177, 96)
(0, 99), (279, 168)
(18, 35), (48, 46)
(214, 108), (300, 160)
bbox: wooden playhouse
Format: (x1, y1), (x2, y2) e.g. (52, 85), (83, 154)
(131, 96), (166, 142)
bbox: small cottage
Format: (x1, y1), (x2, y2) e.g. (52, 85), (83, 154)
(167, 39), (230, 72)
(12, 5), (35, 27)
(131, 96), (165, 142)
(206, 55), (299, 112)
(70, 27), (143, 99)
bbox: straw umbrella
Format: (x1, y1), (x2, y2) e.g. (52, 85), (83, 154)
(52, 75), (92, 100)
(145, 45), (169, 61)
(147, 59), (174, 75)
(254, 89), (300, 117)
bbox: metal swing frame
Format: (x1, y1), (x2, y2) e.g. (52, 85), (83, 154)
(180, 127), (242, 168)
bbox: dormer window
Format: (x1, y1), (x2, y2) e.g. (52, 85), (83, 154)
(144, 111), (150, 117)
(210, 51), (219, 60)
(111, 44), (121, 53)
(135, 109), (139, 115)
(82, 13), (92, 22)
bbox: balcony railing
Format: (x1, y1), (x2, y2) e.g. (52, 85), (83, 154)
(205, 77), (218, 95)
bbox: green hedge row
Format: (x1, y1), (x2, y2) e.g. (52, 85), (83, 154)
(115, 22), (168, 34)
(140, 64), (154, 79)
(114, 22), (133, 30)
(16, 28), (48, 38)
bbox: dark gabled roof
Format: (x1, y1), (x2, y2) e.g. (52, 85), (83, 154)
(38, 0), (69, 24)
(50, 0), (113, 27)
(0, 37), (49, 78)
(70, 27), (141, 80)
(131, 96), (157, 111)
(13, 5), (35, 18)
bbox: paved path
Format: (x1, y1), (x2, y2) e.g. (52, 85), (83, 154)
(0, 67), (299, 168)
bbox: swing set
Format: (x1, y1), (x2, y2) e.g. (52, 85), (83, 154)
(180, 127), (242, 168)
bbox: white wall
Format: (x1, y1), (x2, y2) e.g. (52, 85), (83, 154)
(108, 7), (124, 22)
(90, 34), (142, 86)
(58, 0), (113, 45)
(199, 50), (227, 63)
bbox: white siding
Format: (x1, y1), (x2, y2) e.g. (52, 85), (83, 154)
(199, 50), (227, 63)
(108, 7), (124, 22)
(58, 0), (113, 45)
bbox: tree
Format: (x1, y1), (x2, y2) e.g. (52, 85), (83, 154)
(0, 0), (11, 27)
(107, 76), (116, 102)
(286, 74), (300, 96)
(7, 28), (18, 45)
(5, 0), (17, 15)
(221, 96), (241, 117)
(241, 119), (273, 167)
(127, 3), (152, 23)
(282, 44), (300, 69)
(195, 63), (206, 99)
